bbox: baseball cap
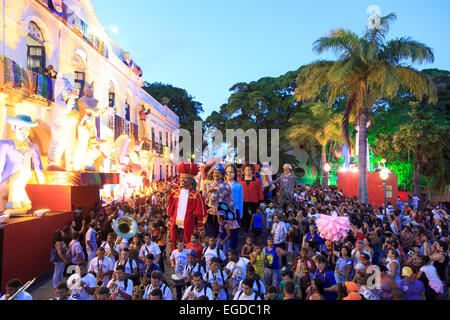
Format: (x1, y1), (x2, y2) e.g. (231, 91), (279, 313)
(343, 292), (362, 300)
(188, 250), (197, 257)
(344, 281), (360, 292)
(269, 203), (273, 207)
(402, 266), (413, 277)
(267, 236), (273, 241)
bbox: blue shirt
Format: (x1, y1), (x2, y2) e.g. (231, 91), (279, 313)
(253, 213), (263, 229)
(228, 181), (244, 220)
(313, 268), (337, 300)
(264, 246), (279, 270)
(305, 232), (325, 250)
(336, 256), (354, 279)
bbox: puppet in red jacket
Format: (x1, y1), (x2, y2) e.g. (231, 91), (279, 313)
(167, 162), (207, 250)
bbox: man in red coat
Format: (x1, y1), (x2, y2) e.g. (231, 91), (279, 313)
(238, 164), (264, 233)
(167, 162), (207, 251)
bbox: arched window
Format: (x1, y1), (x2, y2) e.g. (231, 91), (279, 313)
(27, 22), (46, 74)
(72, 54), (86, 98)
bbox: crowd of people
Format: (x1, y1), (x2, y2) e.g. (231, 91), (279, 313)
(2, 162), (449, 301)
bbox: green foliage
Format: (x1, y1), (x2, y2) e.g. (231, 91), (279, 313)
(388, 160), (414, 191)
(143, 82), (203, 133)
(204, 70), (300, 166)
(294, 12), (437, 203)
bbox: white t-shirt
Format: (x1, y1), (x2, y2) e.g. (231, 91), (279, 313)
(272, 222), (287, 244)
(139, 242), (162, 261)
(143, 282), (172, 300)
(69, 240), (85, 264)
(203, 247), (226, 272)
(88, 256), (114, 284)
(0, 291), (32, 300)
(233, 290), (261, 300)
(170, 249), (189, 274)
(72, 273), (96, 300)
(237, 278), (266, 295)
(183, 262), (205, 279)
(420, 265), (441, 283)
(225, 257), (250, 286)
(85, 228), (97, 252)
(114, 259), (138, 276)
(107, 278), (133, 300)
(265, 208), (275, 223)
(203, 270), (228, 300)
(182, 285), (213, 300)
(100, 241), (121, 264)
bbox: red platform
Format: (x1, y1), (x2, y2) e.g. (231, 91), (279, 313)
(24, 171), (120, 212)
(26, 184), (100, 212)
(337, 171), (398, 207)
(0, 211), (74, 290)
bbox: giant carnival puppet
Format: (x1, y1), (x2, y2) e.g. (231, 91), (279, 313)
(0, 115), (45, 214)
(138, 103), (151, 140)
(238, 163), (264, 233)
(202, 163), (237, 238)
(266, 163), (302, 209)
(47, 73), (79, 171)
(167, 162), (207, 250)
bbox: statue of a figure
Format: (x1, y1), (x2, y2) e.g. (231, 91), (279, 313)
(72, 83), (99, 171)
(138, 104), (151, 140)
(0, 115), (45, 214)
(47, 73), (79, 171)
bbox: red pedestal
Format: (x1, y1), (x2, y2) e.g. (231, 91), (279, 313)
(337, 171), (398, 207)
(0, 211), (74, 290)
(26, 184), (100, 212)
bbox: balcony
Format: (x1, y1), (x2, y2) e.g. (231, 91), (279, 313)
(0, 55), (54, 104)
(150, 142), (164, 155)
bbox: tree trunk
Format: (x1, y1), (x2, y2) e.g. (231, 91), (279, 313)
(321, 144), (328, 186)
(358, 107), (369, 204)
(438, 144), (445, 194)
(413, 151), (422, 203)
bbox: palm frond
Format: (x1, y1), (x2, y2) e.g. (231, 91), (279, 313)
(313, 29), (361, 59)
(382, 37), (434, 65)
(395, 66), (438, 103)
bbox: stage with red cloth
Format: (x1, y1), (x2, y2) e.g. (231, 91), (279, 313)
(337, 171), (398, 207)
(0, 211), (74, 290)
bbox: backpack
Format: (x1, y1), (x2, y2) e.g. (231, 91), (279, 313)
(252, 275), (265, 299)
(50, 247), (61, 263)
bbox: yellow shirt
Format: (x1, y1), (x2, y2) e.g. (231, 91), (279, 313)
(250, 251), (264, 279)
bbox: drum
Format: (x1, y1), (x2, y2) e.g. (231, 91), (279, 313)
(170, 273), (185, 286)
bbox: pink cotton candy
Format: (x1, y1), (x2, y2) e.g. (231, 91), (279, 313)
(316, 212), (350, 242)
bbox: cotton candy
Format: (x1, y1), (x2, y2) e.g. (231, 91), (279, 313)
(316, 212), (350, 242)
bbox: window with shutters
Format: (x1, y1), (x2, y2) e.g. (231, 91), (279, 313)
(27, 22), (46, 74)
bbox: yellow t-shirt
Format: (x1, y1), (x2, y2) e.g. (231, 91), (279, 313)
(250, 251), (264, 279)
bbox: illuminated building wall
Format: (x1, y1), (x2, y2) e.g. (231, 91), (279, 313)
(0, 0), (179, 184)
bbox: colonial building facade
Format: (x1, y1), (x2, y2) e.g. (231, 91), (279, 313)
(0, 0), (179, 193)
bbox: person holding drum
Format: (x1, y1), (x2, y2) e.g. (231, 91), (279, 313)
(170, 241), (189, 300)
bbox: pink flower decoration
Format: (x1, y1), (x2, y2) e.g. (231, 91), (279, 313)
(316, 212), (350, 242)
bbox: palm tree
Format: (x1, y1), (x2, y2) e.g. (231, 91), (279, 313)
(295, 13), (437, 203)
(287, 101), (342, 186)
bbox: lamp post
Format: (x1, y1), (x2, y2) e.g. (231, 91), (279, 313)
(380, 167), (389, 214)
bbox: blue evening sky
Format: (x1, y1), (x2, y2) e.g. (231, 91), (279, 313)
(92, 0), (450, 120)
